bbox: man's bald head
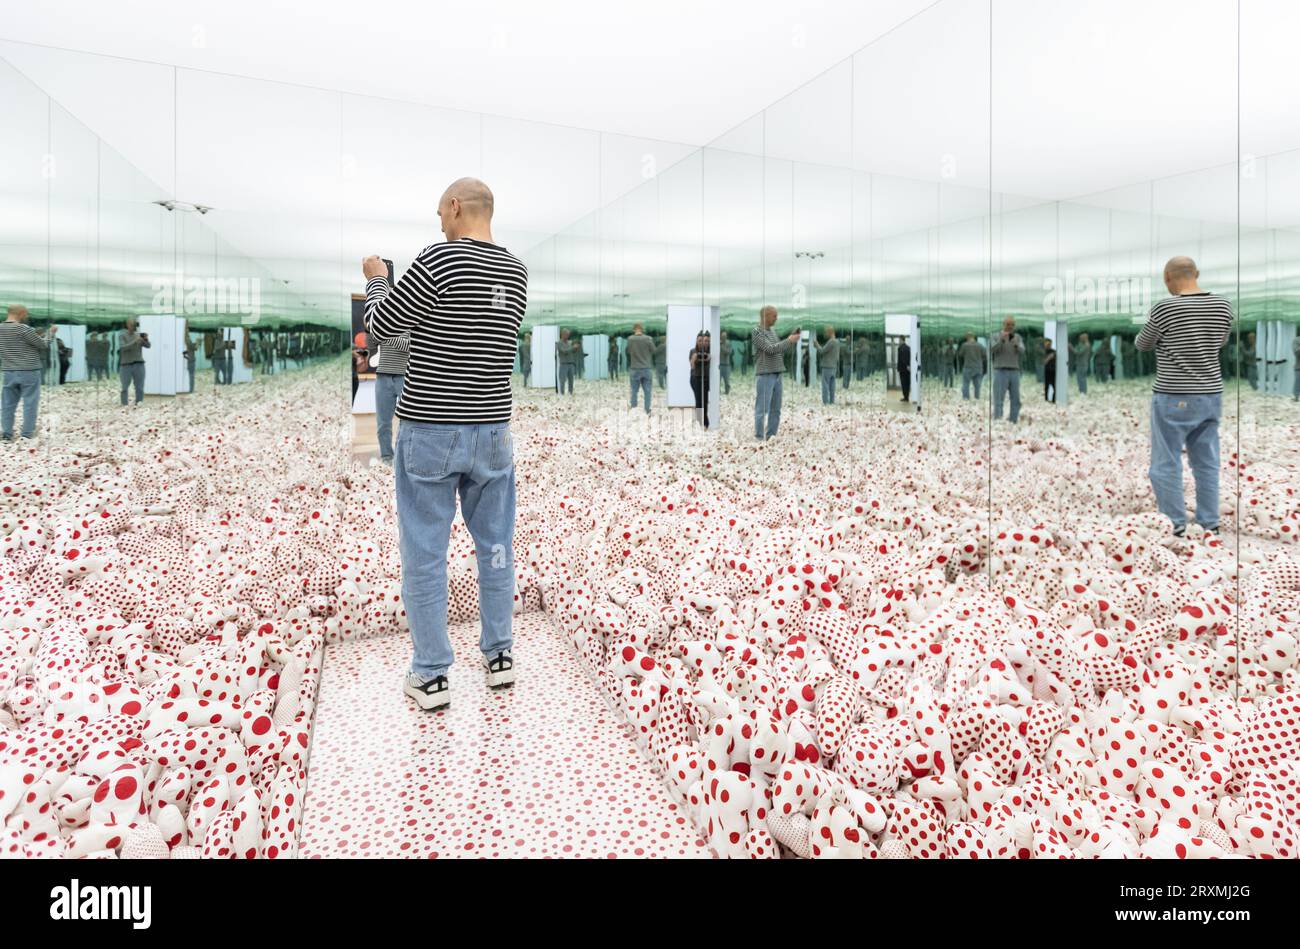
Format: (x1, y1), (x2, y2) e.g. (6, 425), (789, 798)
(1163, 255), (1201, 294)
(438, 177), (495, 241)
(443, 178), (493, 217)
(760, 305), (778, 327)
(7, 305), (28, 322)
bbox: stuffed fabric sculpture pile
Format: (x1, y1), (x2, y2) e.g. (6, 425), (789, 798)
(522, 380), (1300, 860)
(3, 364), (1297, 860)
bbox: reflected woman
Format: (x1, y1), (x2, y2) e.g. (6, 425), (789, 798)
(689, 330), (711, 429)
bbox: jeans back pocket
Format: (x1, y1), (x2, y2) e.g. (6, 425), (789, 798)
(491, 428), (514, 470)
(404, 427), (458, 478)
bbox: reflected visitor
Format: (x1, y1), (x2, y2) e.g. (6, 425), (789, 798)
(959, 332), (985, 400)
(1293, 334), (1300, 401)
(1043, 339), (1057, 403)
(1, 305), (53, 441)
(653, 333), (668, 388)
(260, 333), (275, 375)
(1072, 333), (1090, 393)
(625, 323), (655, 414)
(223, 334), (236, 384)
(56, 335), (71, 385)
(817, 326), (839, 405)
(184, 330), (197, 393)
(940, 337), (956, 389)
(854, 336), (868, 381)
(1094, 337), (1113, 383)
(1243, 331), (1258, 390)
(898, 337), (912, 403)
(752, 305), (798, 440)
(556, 328), (580, 395)
(991, 316), (1024, 423)
(689, 331), (711, 429)
(118, 317), (149, 406)
(352, 337), (366, 404)
(373, 331), (410, 465)
(1137, 256), (1234, 537)
(519, 332), (532, 386)
(719, 329), (732, 394)
(85, 331), (103, 381)
(607, 336), (619, 381)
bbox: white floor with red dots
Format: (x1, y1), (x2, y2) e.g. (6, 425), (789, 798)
(297, 613), (709, 858)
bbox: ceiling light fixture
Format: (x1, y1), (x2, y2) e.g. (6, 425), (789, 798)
(153, 200), (214, 214)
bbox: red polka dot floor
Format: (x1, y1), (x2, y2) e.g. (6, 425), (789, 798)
(3, 363), (1298, 860)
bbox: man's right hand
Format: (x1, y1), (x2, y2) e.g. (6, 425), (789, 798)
(787, 331), (800, 342)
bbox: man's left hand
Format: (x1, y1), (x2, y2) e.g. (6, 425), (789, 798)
(362, 256), (388, 280)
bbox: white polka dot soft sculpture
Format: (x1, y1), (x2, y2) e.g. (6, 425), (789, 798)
(0, 370), (355, 858)
(3, 363), (1297, 861)
(521, 378), (1299, 859)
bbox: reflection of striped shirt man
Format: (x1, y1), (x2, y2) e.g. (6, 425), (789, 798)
(751, 325), (794, 374)
(374, 334), (410, 375)
(816, 337), (840, 366)
(118, 329), (150, 364)
(0, 320), (49, 371)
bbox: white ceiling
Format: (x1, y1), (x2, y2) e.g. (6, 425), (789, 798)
(0, 0), (936, 147)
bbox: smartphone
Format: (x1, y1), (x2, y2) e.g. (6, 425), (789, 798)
(382, 258), (395, 283)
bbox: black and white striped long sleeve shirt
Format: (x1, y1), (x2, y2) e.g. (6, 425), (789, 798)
(0, 320), (49, 371)
(365, 238), (528, 424)
(373, 334), (410, 375)
(1135, 292), (1234, 394)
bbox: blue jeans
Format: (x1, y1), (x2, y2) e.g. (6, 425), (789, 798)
(961, 368), (983, 400)
(1149, 393), (1220, 531)
(375, 372), (405, 460)
(394, 422), (516, 679)
(992, 368), (1020, 422)
(755, 372), (783, 439)
(119, 362), (145, 405)
(628, 367), (652, 413)
(2, 370), (41, 438)
(1076, 365), (1088, 393)
(558, 363), (576, 394)
(820, 368), (836, 404)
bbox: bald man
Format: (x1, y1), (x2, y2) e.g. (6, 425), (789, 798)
(751, 305), (799, 439)
(1136, 255), (1234, 537)
(118, 317), (150, 405)
(625, 322), (655, 413)
(362, 176), (529, 709)
(816, 326), (840, 405)
(1072, 333), (1091, 393)
(555, 327), (580, 395)
(991, 316), (1024, 422)
(1, 305), (56, 440)
(958, 332), (986, 399)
